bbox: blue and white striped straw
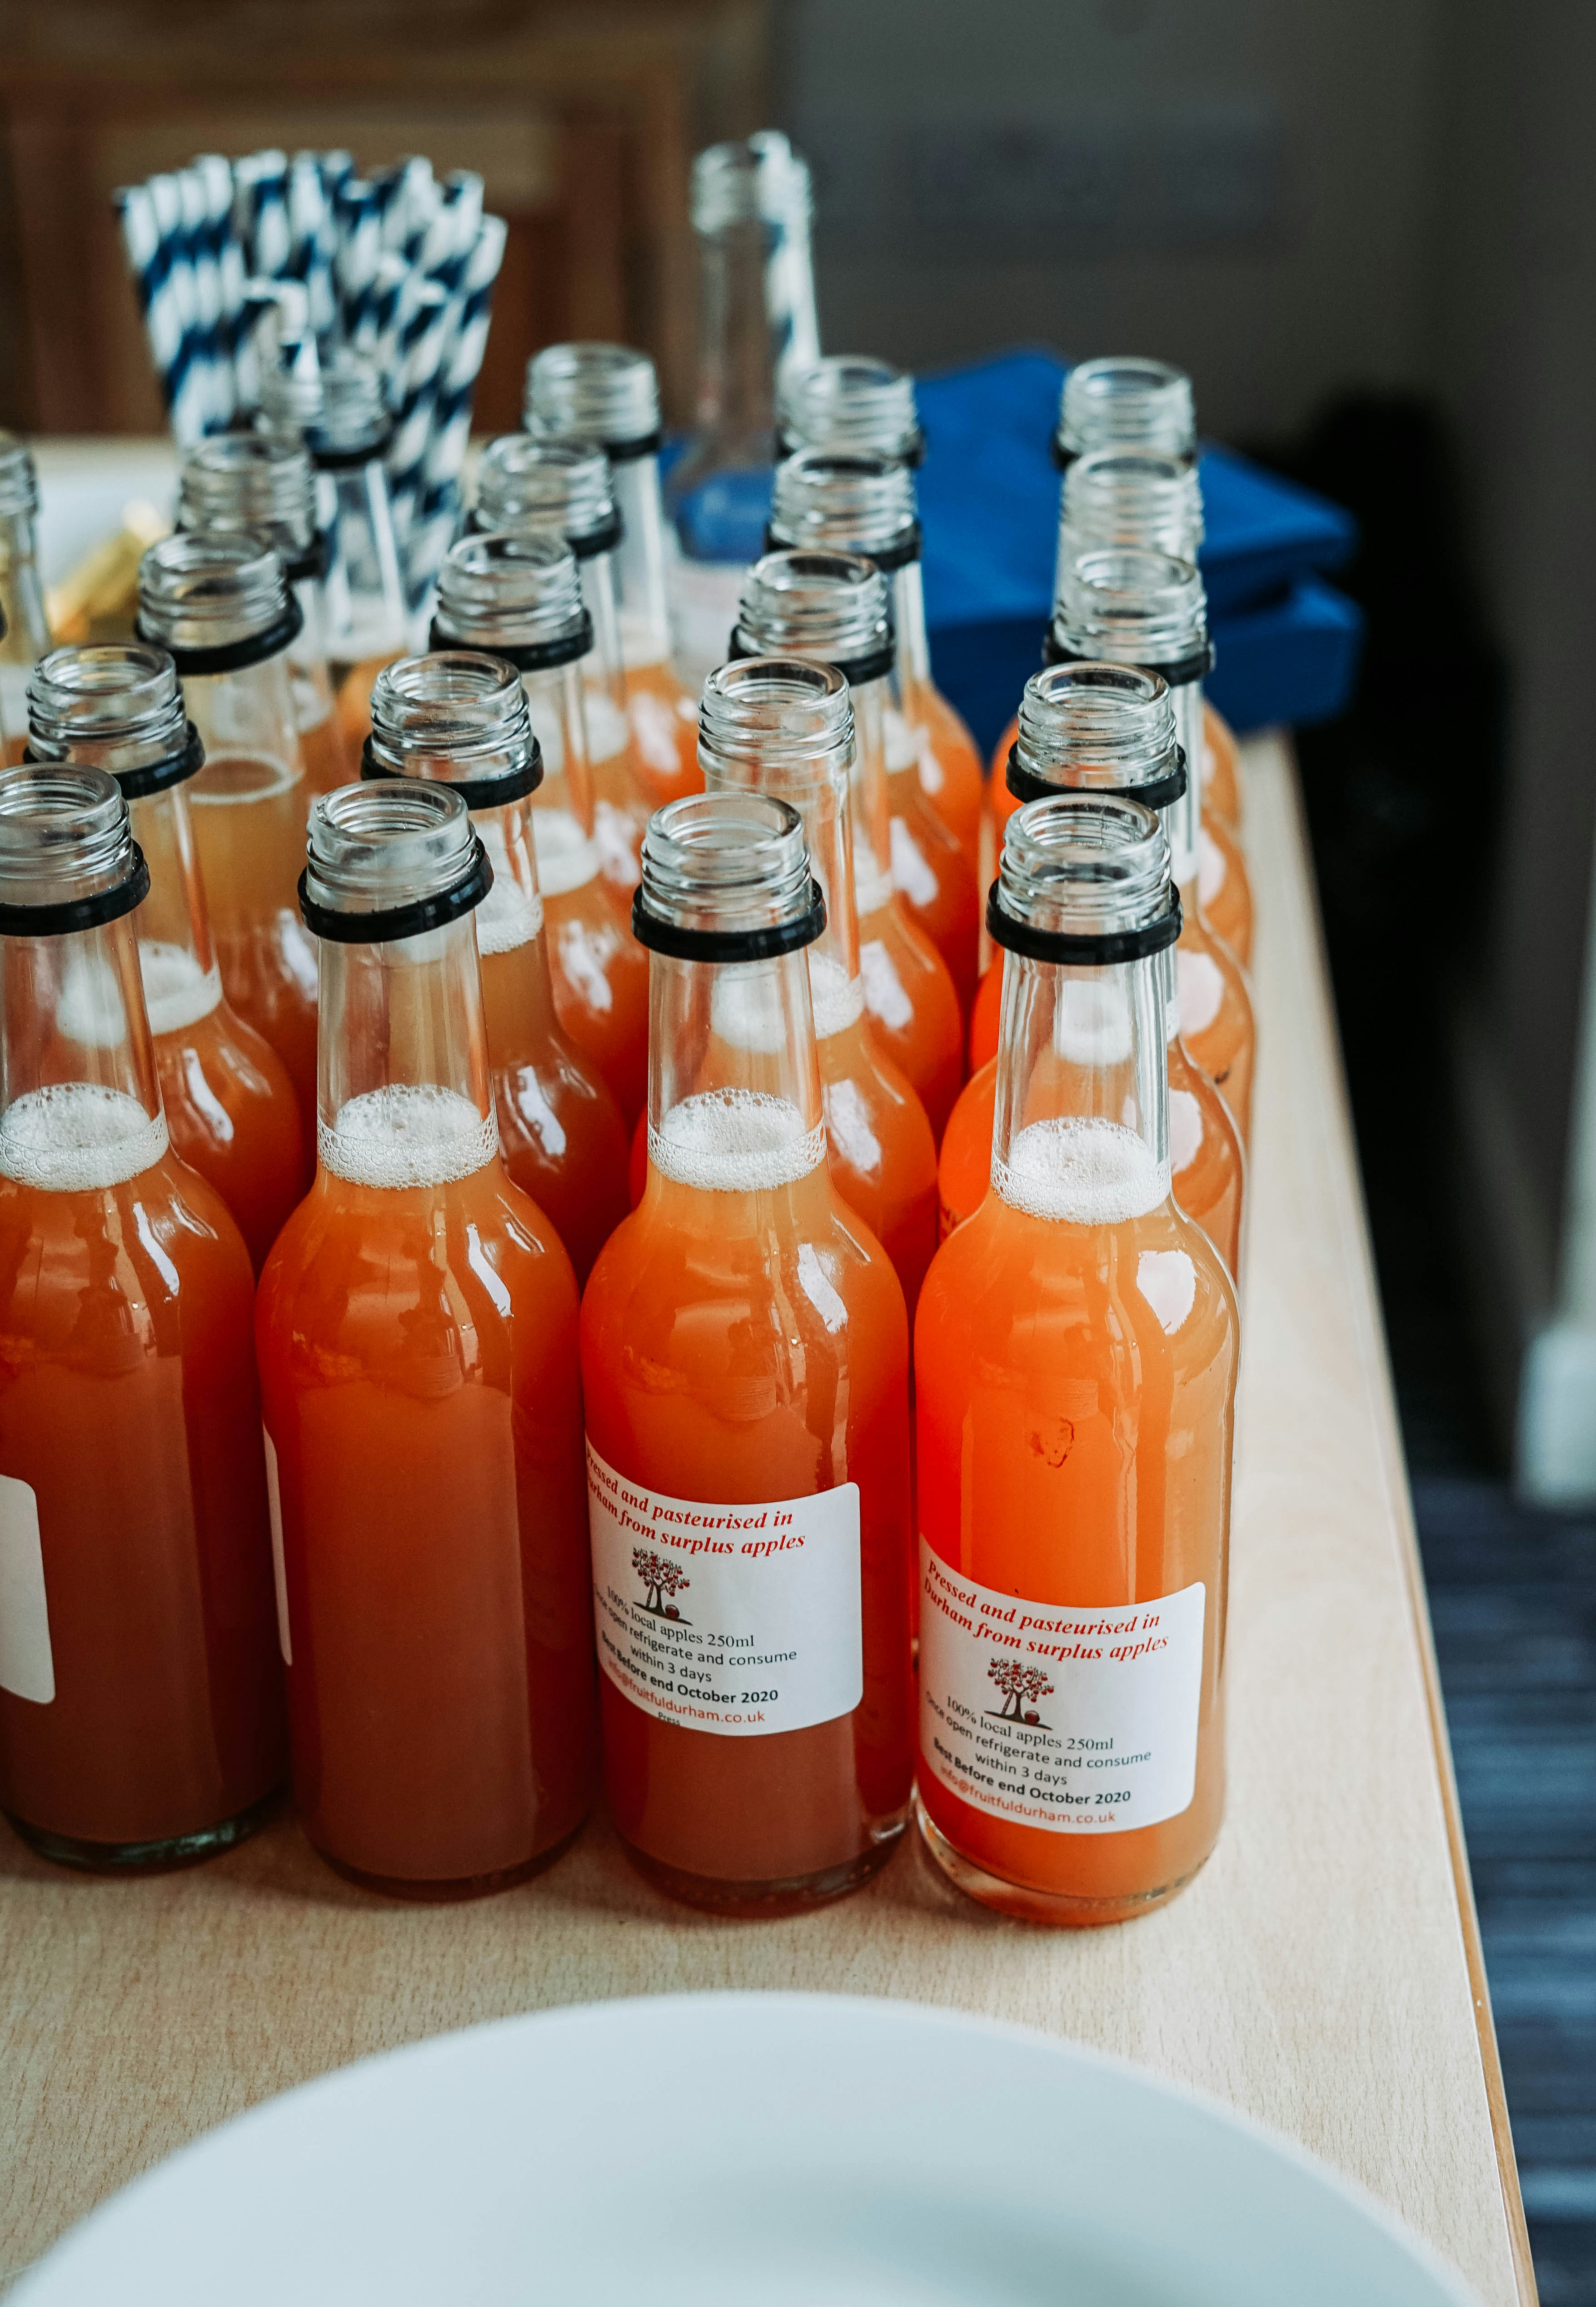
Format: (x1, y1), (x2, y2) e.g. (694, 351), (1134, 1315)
(198, 154), (244, 419)
(334, 179), (381, 347)
(409, 212), (509, 584)
(385, 277), (449, 546)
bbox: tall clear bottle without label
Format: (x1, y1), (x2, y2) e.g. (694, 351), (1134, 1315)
(178, 432), (352, 796)
(985, 445), (1252, 968)
(729, 548), (965, 1142)
(769, 450), (981, 1018)
(473, 434), (653, 890)
(663, 135), (818, 690)
(695, 652), (938, 1315)
(0, 761), (285, 1869)
(524, 342), (703, 806)
(256, 780), (596, 1898)
(774, 365), (983, 872)
(25, 645), (307, 1271)
(363, 652), (630, 1284)
(135, 533), (319, 1136)
(915, 791), (1238, 1925)
(940, 663), (1243, 1279)
(431, 529), (650, 1124)
(0, 433), (52, 762)
(581, 791), (913, 1913)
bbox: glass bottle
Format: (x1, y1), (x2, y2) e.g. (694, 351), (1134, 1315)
(697, 651), (938, 1315)
(662, 134), (819, 690)
(0, 433), (53, 764)
(256, 779), (596, 1897)
(986, 445), (1252, 967)
(135, 533), (319, 1131)
(430, 529), (650, 1125)
(473, 434), (653, 891)
(178, 432), (352, 796)
(1045, 549), (1256, 1145)
(1049, 355), (1242, 831)
(729, 546), (965, 1141)
(915, 789), (1238, 1924)
(260, 349), (407, 743)
(940, 663), (1243, 1280)
(364, 651), (630, 1285)
(581, 789), (912, 1912)
(0, 760), (285, 1868)
(25, 644), (308, 1272)
(524, 342), (703, 806)
(773, 369), (983, 872)
(768, 450), (981, 1018)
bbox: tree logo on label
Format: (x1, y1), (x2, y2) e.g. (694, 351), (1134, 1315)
(632, 1547), (692, 1621)
(987, 1656), (1055, 1727)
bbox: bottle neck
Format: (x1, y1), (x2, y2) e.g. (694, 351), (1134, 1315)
(645, 944), (828, 1218)
(185, 652), (305, 799)
(289, 573), (339, 727)
(700, 758), (863, 1041)
(0, 914), (169, 1188)
(320, 462), (408, 662)
(847, 677), (897, 917)
(471, 793), (559, 1031)
(521, 663), (602, 895)
(578, 548), (628, 712)
(890, 561), (932, 699)
(125, 786), (224, 1035)
(609, 454), (673, 670)
(0, 510), (50, 668)
(990, 949), (1171, 1221)
(694, 222), (782, 448)
(1164, 673), (1203, 890)
(315, 914), (499, 1186)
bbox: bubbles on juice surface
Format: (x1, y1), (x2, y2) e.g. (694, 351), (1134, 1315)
(530, 808), (601, 897)
(994, 1116), (1168, 1226)
(808, 953), (866, 1041)
(1052, 977), (1133, 1067)
(473, 822), (542, 956)
(319, 1085), (499, 1190)
(140, 943), (224, 1036)
(0, 1082), (169, 1192)
(648, 1088), (825, 1194)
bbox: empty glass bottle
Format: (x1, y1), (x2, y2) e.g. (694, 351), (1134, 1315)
(0, 433), (52, 762)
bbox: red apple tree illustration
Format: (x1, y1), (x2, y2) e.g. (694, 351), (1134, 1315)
(633, 1547), (691, 1617)
(987, 1656), (1055, 1723)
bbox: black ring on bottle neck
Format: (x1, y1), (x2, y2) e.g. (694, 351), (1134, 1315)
(360, 732), (544, 811)
(134, 596), (304, 678)
(601, 430), (663, 463)
(985, 881), (1182, 965)
(0, 846), (151, 938)
(631, 876), (827, 963)
(727, 626), (896, 690)
(307, 427), (394, 472)
(765, 519), (922, 573)
(1043, 633), (1213, 689)
(1004, 741), (1187, 814)
(428, 612), (594, 672)
(1050, 431), (1078, 472)
(284, 531), (334, 585)
(466, 508), (623, 560)
(775, 427), (926, 470)
(297, 835), (494, 945)
(24, 723), (207, 802)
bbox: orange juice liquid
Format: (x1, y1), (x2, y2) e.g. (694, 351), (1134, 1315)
(1203, 702), (1242, 829)
(0, 1094), (286, 1860)
(1199, 810), (1253, 970)
(256, 1091), (596, 1895)
(581, 1101), (914, 1911)
(856, 892), (965, 1144)
(915, 1116), (1236, 1922)
(624, 660), (705, 806)
(913, 684), (985, 872)
(884, 708), (981, 1021)
(297, 700), (352, 796)
(149, 978), (307, 1273)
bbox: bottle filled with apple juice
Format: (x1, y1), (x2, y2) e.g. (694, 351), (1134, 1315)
(915, 790), (1238, 1925)
(0, 761), (285, 1867)
(255, 779), (596, 1897)
(580, 789), (914, 1914)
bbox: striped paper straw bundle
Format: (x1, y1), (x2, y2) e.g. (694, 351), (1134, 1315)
(112, 144), (509, 596)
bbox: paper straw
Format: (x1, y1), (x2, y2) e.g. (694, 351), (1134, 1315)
(288, 152), (335, 339)
(369, 251), (411, 386)
(335, 179), (381, 348)
(232, 279), (284, 414)
(407, 213), (508, 590)
(246, 150), (291, 281)
(385, 277), (449, 544)
(180, 165), (224, 432)
(114, 183), (186, 424)
(146, 171), (208, 444)
(419, 171), (483, 290)
(197, 154), (243, 422)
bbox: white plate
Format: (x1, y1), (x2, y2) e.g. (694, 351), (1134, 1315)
(17, 1993), (1479, 2307)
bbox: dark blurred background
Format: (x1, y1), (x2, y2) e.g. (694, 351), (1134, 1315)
(2, 2), (1592, 2292)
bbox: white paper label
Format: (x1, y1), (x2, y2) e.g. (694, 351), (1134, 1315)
(263, 1429), (291, 1665)
(0, 1474), (53, 1703)
(918, 1545), (1204, 1834)
(586, 1442), (862, 1738)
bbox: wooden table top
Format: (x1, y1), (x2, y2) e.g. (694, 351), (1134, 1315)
(0, 736), (1534, 2304)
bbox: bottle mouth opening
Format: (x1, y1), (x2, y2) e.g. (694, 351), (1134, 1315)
(523, 343), (661, 452)
(699, 655), (855, 789)
(474, 435), (618, 551)
(777, 356), (921, 464)
(1053, 547), (1209, 666)
(990, 792), (1178, 961)
(769, 448), (919, 567)
(260, 352), (390, 455)
(434, 531), (592, 662)
(732, 549), (893, 680)
(179, 435), (318, 554)
(26, 645), (191, 786)
(366, 651), (543, 802)
(303, 779), (492, 944)
(691, 133), (813, 233)
(0, 762), (147, 930)
(1057, 358), (1196, 459)
(136, 530), (292, 655)
(1062, 449), (1204, 557)
(635, 788), (824, 961)
(1010, 662), (1183, 802)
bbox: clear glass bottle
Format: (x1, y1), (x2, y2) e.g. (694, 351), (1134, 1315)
(178, 431), (352, 796)
(730, 546), (965, 1141)
(0, 433), (53, 762)
(1047, 548), (1255, 1143)
(364, 651), (630, 1284)
(941, 662), (1244, 1280)
(1049, 356), (1242, 832)
(915, 789), (1238, 1924)
(256, 778), (596, 1898)
(776, 354), (923, 466)
(769, 450), (982, 1012)
(474, 434), (653, 889)
(580, 788), (913, 1913)
(663, 134), (818, 689)
(135, 532), (319, 1131)
(524, 341), (703, 807)
(0, 760), (285, 1869)
(431, 528), (649, 1124)
(697, 650), (938, 1315)
(25, 643), (308, 1271)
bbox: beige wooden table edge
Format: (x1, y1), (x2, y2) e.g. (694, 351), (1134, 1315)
(1262, 736), (1536, 2307)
